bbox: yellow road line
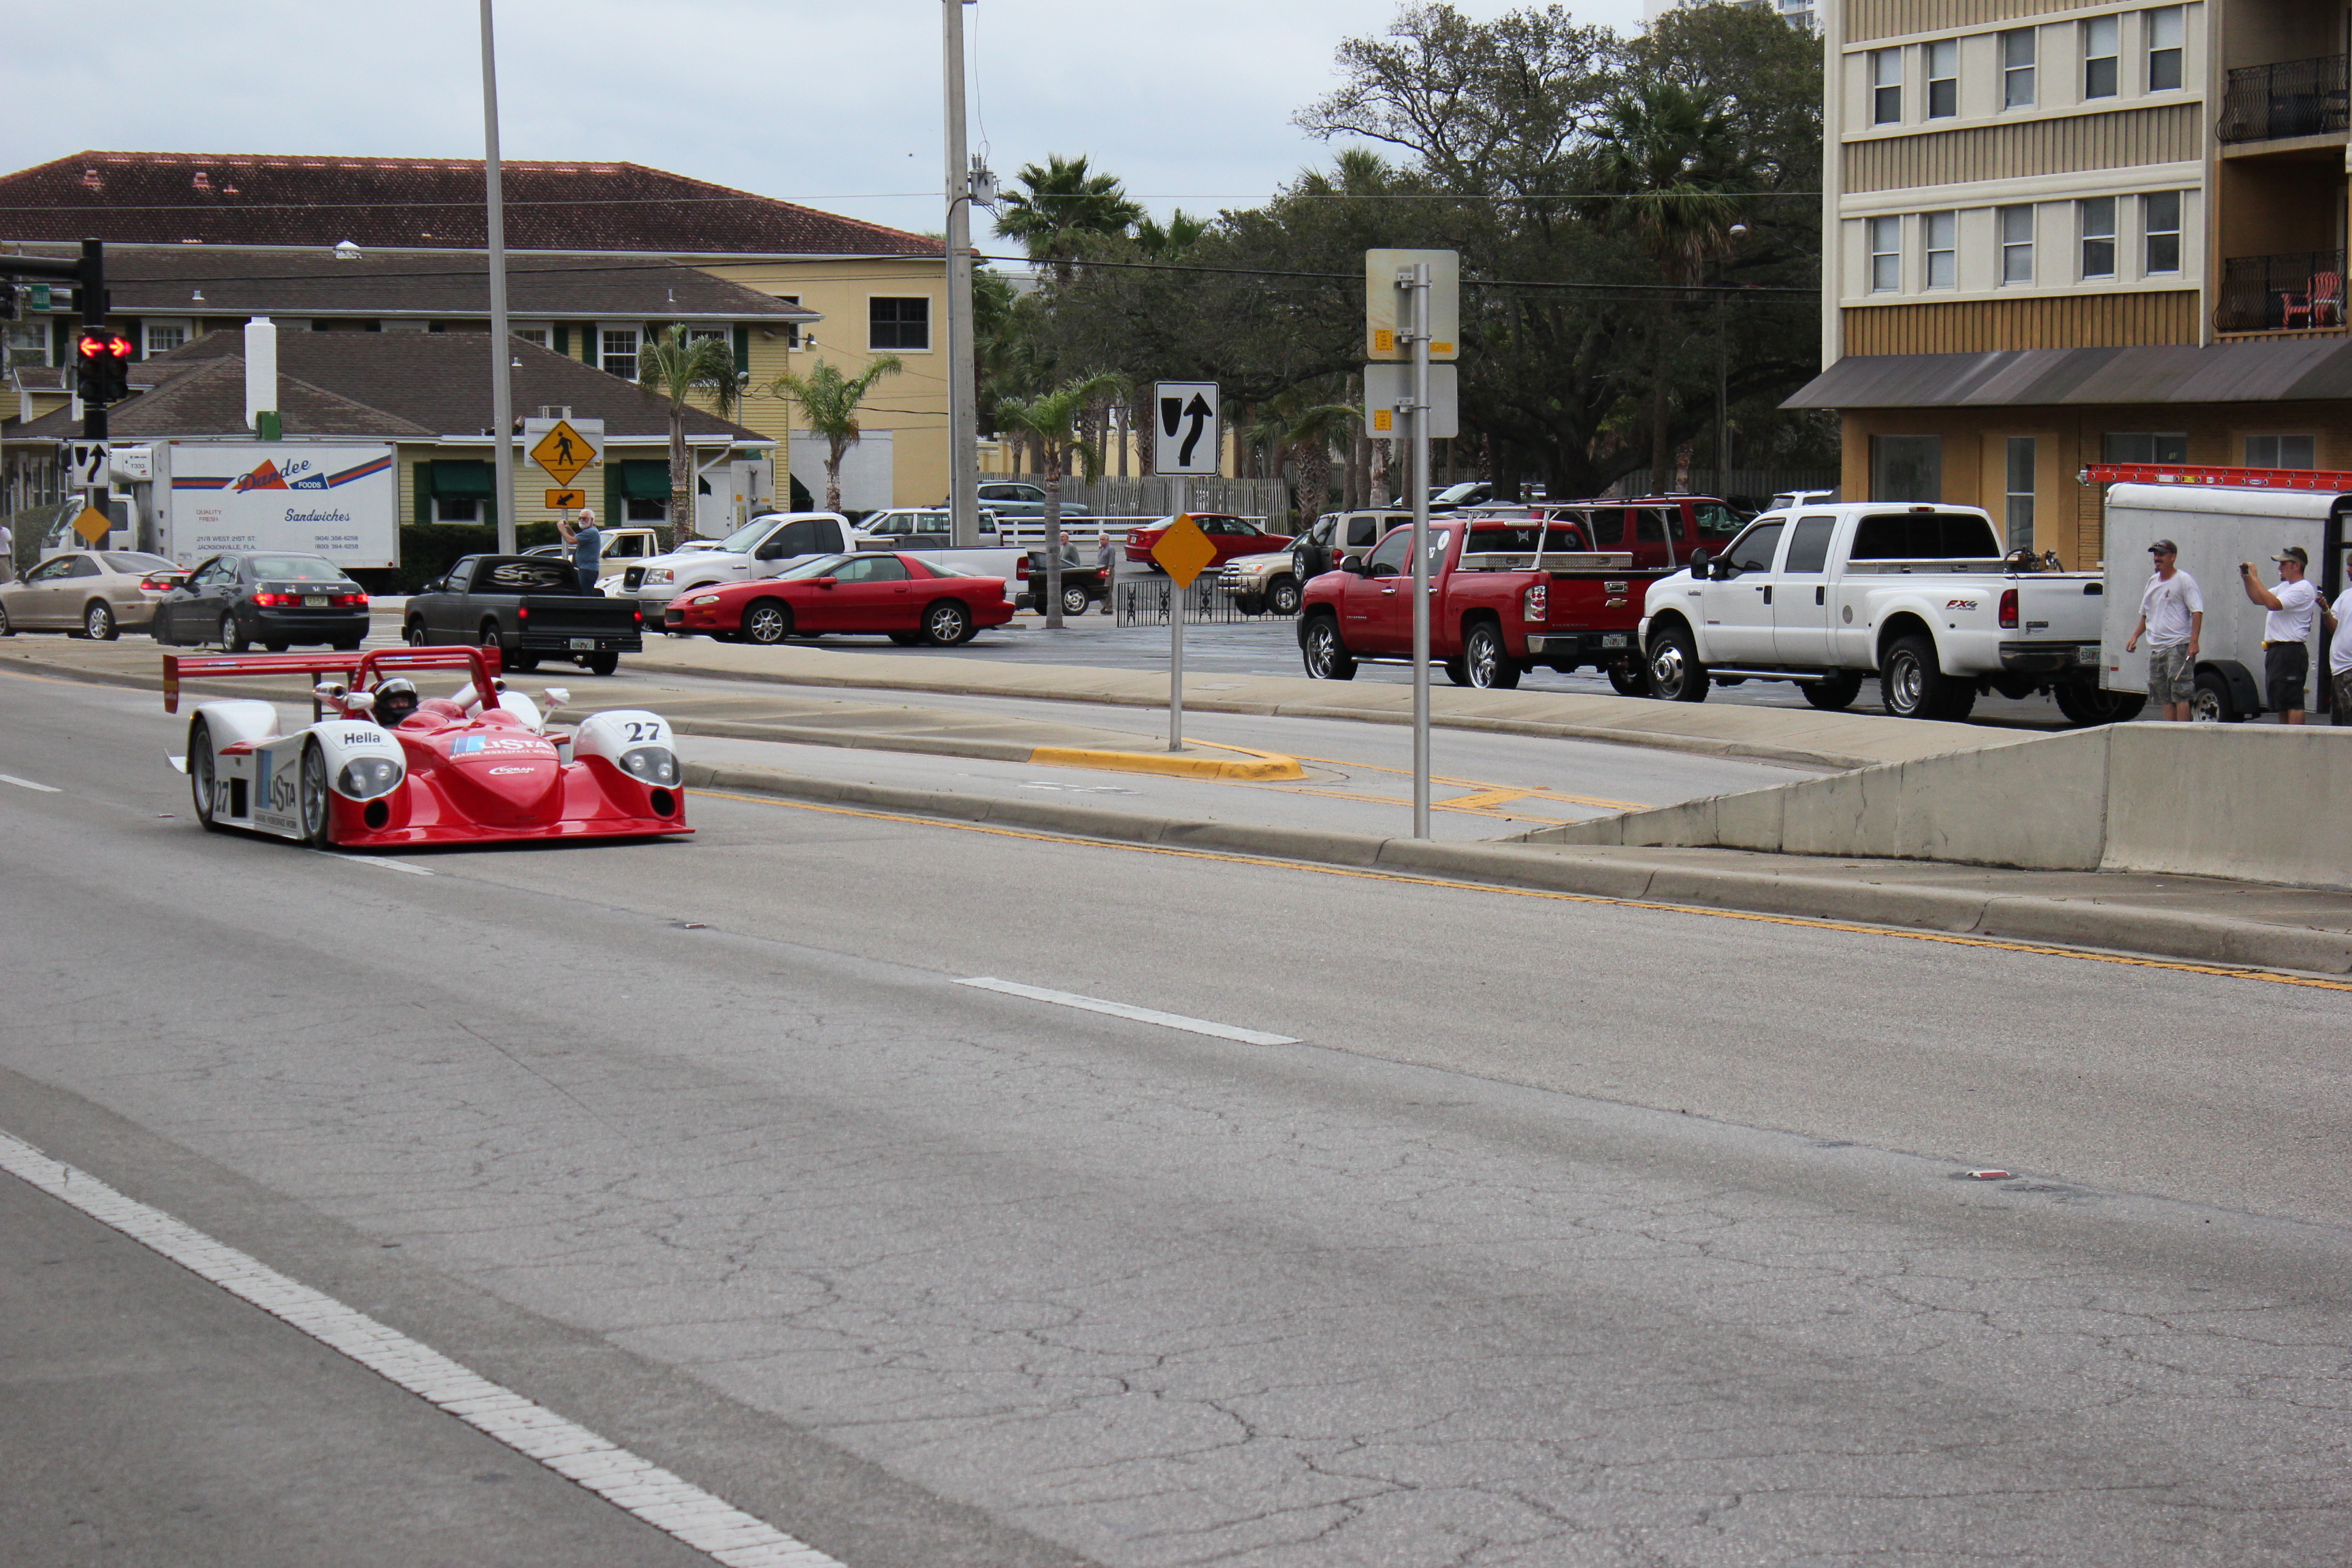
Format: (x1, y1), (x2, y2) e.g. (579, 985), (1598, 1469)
(696, 787), (2352, 995)
(1025, 741), (1305, 782)
(1292, 754), (1648, 813)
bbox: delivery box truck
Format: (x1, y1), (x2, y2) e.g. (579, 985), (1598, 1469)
(155, 442), (399, 570)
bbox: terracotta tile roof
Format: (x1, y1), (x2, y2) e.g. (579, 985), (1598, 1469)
(10, 332), (769, 443)
(0, 150), (942, 259)
(5, 242), (819, 321)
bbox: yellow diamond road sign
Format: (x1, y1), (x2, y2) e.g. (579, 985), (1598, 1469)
(1150, 514), (1219, 588)
(71, 504), (111, 544)
(530, 420), (595, 486)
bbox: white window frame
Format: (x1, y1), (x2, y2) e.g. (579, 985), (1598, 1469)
(1867, 216), (1903, 293)
(1924, 211), (1957, 289)
(599, 324), (642, 380)
(5, 315), (52, 368)
(2002, 29), (2038, 110)
(1871, 48), (1903, 125)
(2142, 191), (2183, 274)
(1925, 39), (1958, 118)
(142, 318), (193, 357)
(510, 323), (551, 349)
(2146, 5), (2185, 92)
(2079, 197), (2117, 279)
(1999, 206), (2036, 285)
(2082, 15), (2121, 99)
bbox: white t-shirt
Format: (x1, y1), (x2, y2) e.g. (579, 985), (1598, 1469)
(2334, 591), (2352, 675)
(2265, 576), (2319, 644)
(2140, 568), (2203, 646)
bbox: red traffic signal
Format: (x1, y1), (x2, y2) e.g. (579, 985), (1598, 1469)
(76, 328), (133, 403)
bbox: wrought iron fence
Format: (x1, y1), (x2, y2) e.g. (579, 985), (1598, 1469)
(2214, 249), (2347, 333)
(2219, 54), (2349, 142)
(1113, 576), (1281, 627)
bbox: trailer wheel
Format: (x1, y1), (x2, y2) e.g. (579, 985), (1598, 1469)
(2191, 669), (2242, 723)
(2053, 683), (2145, 725)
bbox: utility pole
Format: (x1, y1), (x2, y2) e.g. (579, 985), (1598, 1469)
(479, 0), (518, 554)
(1405, 261), (1433, 840)
(942, 0), (981, 549)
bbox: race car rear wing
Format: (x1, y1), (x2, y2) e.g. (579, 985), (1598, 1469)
(163, 647), (503, 715)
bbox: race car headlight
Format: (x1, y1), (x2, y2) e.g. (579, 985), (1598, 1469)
(689, 593), (721, 606)
(617, 746), (679, 787)
(335, 756), (404, 799)
(644, 568), (674, 585)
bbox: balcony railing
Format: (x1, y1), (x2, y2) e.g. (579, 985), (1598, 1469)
(2219, 54), (2349, 142)
(2215, 250), (2347, 333)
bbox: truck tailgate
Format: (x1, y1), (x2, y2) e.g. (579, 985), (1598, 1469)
(517, 595), (642, 640)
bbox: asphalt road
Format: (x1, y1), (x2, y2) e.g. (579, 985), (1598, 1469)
(3, 664), (2348, 1565)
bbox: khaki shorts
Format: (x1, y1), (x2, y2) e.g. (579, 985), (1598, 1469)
(2332, 667), (2352, 726)
(2146, 644), (2195, 704)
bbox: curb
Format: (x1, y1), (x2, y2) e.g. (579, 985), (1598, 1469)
(683, 760), (2352, 978)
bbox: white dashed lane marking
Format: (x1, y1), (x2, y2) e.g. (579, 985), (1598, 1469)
(956, 977), (1299, 1045)
(0, 1130), (845, 1568)
(0, 774), (61, 793)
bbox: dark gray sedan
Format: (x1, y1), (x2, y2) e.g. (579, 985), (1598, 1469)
(149, 552), (371, 651)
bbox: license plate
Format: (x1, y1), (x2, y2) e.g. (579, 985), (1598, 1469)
(569, 638), (595, 651)
(304, 595), (328, 606)
(1602, 633), (1628, 649)
(2079, 644), (2102, 661)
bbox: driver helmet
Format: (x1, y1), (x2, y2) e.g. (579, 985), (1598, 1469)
(374, 676), (421, 726)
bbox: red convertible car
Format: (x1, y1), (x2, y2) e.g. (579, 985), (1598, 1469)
(1122, 513), (1284, 568)
(664, 551), (1013, 646)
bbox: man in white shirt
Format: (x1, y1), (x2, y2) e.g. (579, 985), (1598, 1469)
(2330, 583), (2352, 727)
(2123, 538), (2202, 721)
(0, 519), (13, 583)
(2240, 545), (2320, 723)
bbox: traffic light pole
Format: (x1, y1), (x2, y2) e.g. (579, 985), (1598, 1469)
(4, 240), (122, 543)
(478, 0), (518, 555)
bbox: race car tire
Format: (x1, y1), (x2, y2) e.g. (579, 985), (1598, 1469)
(1301, 615), (1356, 680)
(1803, 672), (1863, 711)
(188, 718), (221, 831)
(298, 738), (333, 848)
(219, 612), (249, 653)
(1061, 584), (1091, 618)
(742, 598), (794, 645)
(404, 619), (428, 647)
(585, 651), (620, 676)
(887, 632), (922, 646)
(1268, 576), (1302, 617)
(84, 601), (118, 640)
(923, 600), (972, 647)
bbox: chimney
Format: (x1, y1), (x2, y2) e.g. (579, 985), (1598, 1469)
(244, 317), (279, 438)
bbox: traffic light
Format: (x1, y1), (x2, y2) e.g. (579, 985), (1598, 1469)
(76, 327), (133, 404)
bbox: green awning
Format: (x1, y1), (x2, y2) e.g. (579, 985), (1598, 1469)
(620, 459), (673, 500)
(428, 459), (494, 497)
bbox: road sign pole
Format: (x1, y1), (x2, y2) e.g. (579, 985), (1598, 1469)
(478, 0), (517, 555)
(80, 240), (110, 543)
(942, 0), (981, 550)
(1407, 261), (1433, 840)
(1169, 476), (1186, 752)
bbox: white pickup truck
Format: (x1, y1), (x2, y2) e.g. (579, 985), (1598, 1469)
(612, 512), (877, 625)
(1639, 502), (2133, 723)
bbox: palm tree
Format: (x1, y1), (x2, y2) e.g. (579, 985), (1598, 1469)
(636, 327), (740, 537)
(994, 154), (1144, 271)
(992, 370), (1128, 628)
(766, 356), (904, 514)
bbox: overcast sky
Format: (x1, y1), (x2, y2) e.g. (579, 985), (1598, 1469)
(3, 0), (1649, 249)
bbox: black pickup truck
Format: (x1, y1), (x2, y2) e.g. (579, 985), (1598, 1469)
(402, 554), (644, 675)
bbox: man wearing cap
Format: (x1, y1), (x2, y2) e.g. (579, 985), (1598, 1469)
(2124, 539), (2202, 721)
(2239, 546), (2320, 723)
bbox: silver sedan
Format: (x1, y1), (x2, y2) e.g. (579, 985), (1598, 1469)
(0, 550), (182, 640)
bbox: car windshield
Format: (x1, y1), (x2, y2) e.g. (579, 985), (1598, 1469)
(246, 555), (345, 581)
(105, 552), (175, 572)
(1436, 483), (1486, 503)
(772, 553), (854, 581)
(717, 519), (782, 553)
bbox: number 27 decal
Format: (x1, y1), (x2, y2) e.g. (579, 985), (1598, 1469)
(623, 720), (664, 742)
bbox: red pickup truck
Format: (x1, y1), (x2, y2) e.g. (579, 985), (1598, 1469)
(1297, 517), (1668, 691)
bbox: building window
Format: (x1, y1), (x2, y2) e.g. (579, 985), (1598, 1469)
(1999, 206), (2034, 284)
(2002, 29), (2037, 109)
(2083, 15), (2120, 99)
(600, 327), (640, 379)
(1871, 435), (1943, 502)
(2080, 197), (2117, 278)
(626, 496), (669, 521)
(2246, 435), (2317, 468)
(2005, 437), (2036, 551)
(1924, 212), (1957, 288)
(869, 297), (930, 350)
(2143, 191), (2182, 273)
(1868, 216), (1902, 293)
(1871, 49), (1902, 125)
(1926, 39), (1958, 118)
(2104, 431), (2189, 463)
(2146, 6), (2184, 91)
(5, 316), (51, 368)
(435, 495), (480, 523)
(512, 325), (549, 349)
(777, 296), (802, 348)
(143, 319), (191, 357)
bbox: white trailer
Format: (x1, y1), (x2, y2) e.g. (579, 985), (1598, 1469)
(2097, 478), (2351, 722)
(154, 441), (399, 570)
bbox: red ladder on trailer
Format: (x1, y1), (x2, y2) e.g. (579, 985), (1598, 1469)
(2080, 463), (2352, 491)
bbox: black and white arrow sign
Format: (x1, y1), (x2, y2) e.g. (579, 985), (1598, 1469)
(1152, 380), (1220, 476)
(65, 440), (109, 487)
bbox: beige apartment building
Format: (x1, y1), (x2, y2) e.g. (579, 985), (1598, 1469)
(1789, 0), (2351, 565)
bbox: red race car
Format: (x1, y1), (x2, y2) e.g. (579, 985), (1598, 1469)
(664, 551), (1013, 647)
(1122, 513), (1284, 568)
(165, 646), (691, 849)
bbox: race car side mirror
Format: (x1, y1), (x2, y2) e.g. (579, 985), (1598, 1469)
(542, 687), (570, 708)
(346, 690), (376, 712)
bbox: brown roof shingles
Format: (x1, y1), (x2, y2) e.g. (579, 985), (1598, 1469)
(0, 150), (943, 259)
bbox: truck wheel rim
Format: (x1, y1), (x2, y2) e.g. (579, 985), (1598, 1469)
(1650, 644), (1684, 694)
(1469, 631), (1498, 685)
(1891, 657), (1923, 711)
(1307, 626), (1336, 675)
(1272, 582), (1299, 614)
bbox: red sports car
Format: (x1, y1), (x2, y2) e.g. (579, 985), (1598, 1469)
(664, 551), (1013, 646)
(1122, 514), (1284, 568)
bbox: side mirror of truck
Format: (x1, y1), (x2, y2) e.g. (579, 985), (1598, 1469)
(1338, 554), (1367, 576)
(1688, 550), (1711, 581)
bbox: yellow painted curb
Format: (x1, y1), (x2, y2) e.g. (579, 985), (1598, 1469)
(1026, 745), (1306, 782)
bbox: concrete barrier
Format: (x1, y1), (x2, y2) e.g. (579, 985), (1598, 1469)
(1523, 724), (2352, 892)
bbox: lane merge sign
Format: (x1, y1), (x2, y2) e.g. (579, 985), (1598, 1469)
(1152, 381), (1220, 476)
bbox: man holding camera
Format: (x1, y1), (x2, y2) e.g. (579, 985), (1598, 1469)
(2239, 546), (2320, 723)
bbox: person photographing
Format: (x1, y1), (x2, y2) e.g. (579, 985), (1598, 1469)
(557, 505), (602, 596)
(2239, 546), (2319, 723)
